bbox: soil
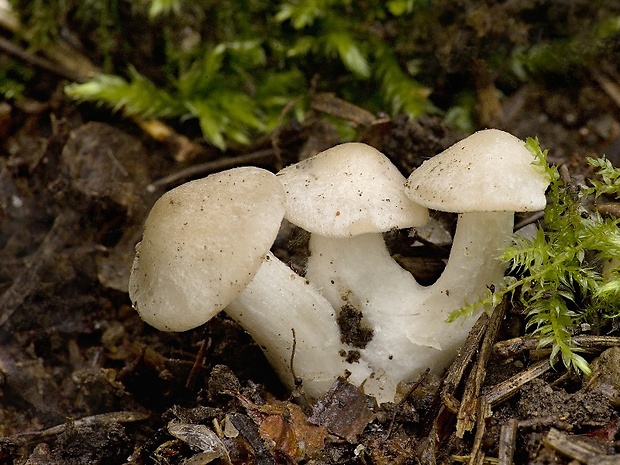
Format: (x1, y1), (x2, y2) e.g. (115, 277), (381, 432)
(2, 3), (620, 465)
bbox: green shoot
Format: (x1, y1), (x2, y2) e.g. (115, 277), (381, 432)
(146, 0), (182, 18)
(65, 43), (301, 150)
(452, 138), (620, 375)
(0, 61), (34, 100)
(65, 67), (185, 119)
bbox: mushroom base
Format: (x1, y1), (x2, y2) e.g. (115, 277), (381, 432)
(305, 212), (513, 402)
(226, 252), (374, 401)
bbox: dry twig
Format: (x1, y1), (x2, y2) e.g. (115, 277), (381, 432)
(441, 312), (490, 413)
(1, 411), (149, 444)
(484, 359), (552, 407)
(497, 418), (518, 465)
(494, 335), (620, 358)
(467, 398), (492, 465)
(146, 149), (278, 192)
(543, 428), (619, 465)
(593, 69), (620, 110)
(457, 298), (507, 437)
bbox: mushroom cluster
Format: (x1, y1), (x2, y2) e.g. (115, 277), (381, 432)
(129, 129), (550, 403)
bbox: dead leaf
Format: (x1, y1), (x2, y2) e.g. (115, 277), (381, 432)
(257, 402), (327, 462)
(168, 420), (231, 465)
(232, 392), (327, 461)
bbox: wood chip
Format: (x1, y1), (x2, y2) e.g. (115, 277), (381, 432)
(308, 377), (376, 442)
(228, 413), (275, 465)
(442, 312), (490, 413)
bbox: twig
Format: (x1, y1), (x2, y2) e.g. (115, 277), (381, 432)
(0, 36), (78, 81)
(513, 211), (545, 231)
(543, 427), (617, 464)
(494, 335), (541, 357)
(0, 1), (97, 81)
(484, 359), (552, 407)
(467, 398), (492, 465)
(442, 312), (490, 413)
(494, 335), (620, 358)
(451, 455), (498, 464)
(385, 368), (430, 440)
(497, 419), (518, 465)
(289, 327), (298, 383)
(2, 411), (149, 443)
(186, 335), (210, 388)
(288, 327), (306, 402)
(593, 69), (620, 110)
(517, 416), (572, 432)
(146, 148), (278, 192)
(456, 298), (507, 437)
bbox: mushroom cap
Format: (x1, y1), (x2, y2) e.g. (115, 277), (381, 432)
(404, 129), (550, 212)
(277, 142), (429, 237)
(128, 167), (286, 331)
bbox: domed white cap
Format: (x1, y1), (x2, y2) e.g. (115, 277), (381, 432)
(129, 167), (286, 331)
(405, 129), (550, 213)
(277, 142), (429, 237)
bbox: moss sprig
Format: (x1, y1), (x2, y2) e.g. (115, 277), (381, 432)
(58, 0), (435, 150)
(452, 138), (620, 375)
(145, 0), (182, 19)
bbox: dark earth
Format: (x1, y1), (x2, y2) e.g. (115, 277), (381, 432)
(2, 2), (620, 464)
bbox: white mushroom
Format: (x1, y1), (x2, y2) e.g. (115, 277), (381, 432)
(277, 143), (430, 401)
(277, 143), (429, 237)
(129, 166), (371, 400)
(403, 128), (551, 359)
(278, 133), (550, 403)
(129, 131), (551, 404)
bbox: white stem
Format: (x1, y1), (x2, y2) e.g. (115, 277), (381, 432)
(225, 252), (373, 400)
(305, 212), (513, 402)
(306, 233), (423, 402)
(406, 211), (513, 353)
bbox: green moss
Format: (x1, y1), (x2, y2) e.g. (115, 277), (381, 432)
(38, 0), (434, 149)
(10, 1), (620, 148)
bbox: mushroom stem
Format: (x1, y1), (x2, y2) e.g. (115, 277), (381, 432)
(428, 211), (512, 311)
(306, 233), (423, 320)
(305, 212), (513, 402)
(226, 251), (373, 400)
(407, 211), (513, 350)
(306, 233), (425, 402)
